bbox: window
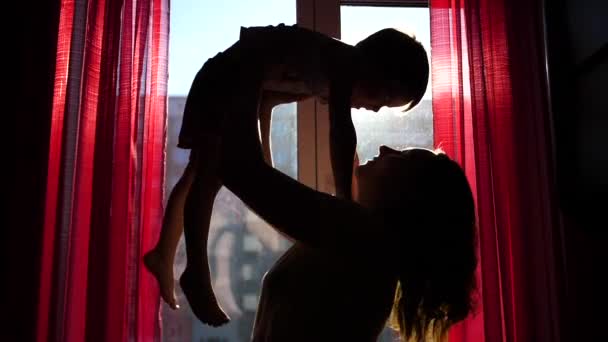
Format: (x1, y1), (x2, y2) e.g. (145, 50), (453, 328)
(296, 0), (432, 195)
(164, 2), (297, 341)
(338, 5), (432, 341)
(164, 1), (431, 341)
(341, 5), (433, 160)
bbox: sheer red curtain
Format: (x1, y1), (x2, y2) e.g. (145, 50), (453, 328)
(430, 0), (564, 341)
(36, 0), (169, 341)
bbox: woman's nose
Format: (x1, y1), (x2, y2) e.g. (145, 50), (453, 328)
(379, 145), (397, 156)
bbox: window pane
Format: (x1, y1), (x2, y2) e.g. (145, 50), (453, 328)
(164, 1), (296, 341)
(341, 6), (432, 342)
(341, 6), (433, 164)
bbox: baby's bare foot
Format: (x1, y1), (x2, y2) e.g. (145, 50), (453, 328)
(143, 249), (178, 309)
(180, 266), (229, 326)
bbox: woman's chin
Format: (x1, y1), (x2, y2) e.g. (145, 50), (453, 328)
(356, 159), (377, 177)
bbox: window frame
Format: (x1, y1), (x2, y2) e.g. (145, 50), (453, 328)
(342, 0), (428, 7)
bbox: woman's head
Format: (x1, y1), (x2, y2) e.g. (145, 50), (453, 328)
(354, 146), (477, 341)
(351, 29), (429, 112)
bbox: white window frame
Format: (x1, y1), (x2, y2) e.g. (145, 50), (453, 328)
(295, 0), (429, 193)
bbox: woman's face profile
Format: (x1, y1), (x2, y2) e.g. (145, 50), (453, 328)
(354, 146), (437, 207)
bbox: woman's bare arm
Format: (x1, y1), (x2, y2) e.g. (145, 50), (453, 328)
(328, 82), (356, 200)
(222, 154), (373, 252)
(259, 84), (357, 202)
(259, 91), (310, 166)
(220, 89), (375, 253)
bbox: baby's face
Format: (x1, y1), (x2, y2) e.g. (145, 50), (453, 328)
(350, 80), (412, 112)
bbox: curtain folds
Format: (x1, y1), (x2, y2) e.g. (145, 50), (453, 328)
(37, 0), (169, 340)
(430, 0), (563, 341)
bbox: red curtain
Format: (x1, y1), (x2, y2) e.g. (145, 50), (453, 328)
(37, 0), (169, 341)
(430, 0), (564, 341)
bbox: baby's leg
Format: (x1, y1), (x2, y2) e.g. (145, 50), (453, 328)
(144, 153), (196, 309)
(179, 139), (229, 326)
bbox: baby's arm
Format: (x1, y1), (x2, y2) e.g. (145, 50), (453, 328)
(329, 86), (356, 200)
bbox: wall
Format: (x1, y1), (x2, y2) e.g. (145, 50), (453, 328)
(545, 0), (608, 340)
(6, 1), (60, 341)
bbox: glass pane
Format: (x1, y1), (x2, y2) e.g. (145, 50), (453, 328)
(341, 6), (433, 164)
(164, 1), (296, 341)
(341, 6), (432, 342)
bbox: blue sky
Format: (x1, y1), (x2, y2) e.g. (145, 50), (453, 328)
(168, 1), (431, 97)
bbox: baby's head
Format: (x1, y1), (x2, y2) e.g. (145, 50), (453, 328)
(352, 28), (429, 112)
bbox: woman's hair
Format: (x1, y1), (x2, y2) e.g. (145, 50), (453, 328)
(354, 28), (429, 110)
(381, 151), (477, 342)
